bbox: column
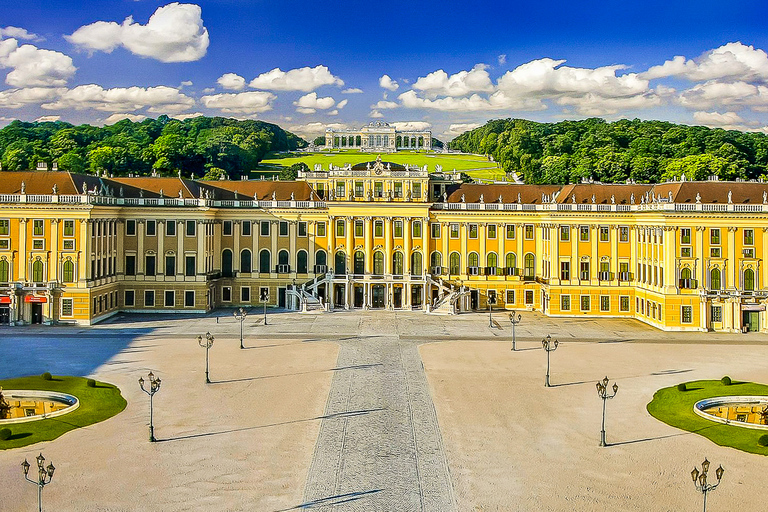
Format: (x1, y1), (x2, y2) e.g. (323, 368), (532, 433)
(461, 223), (468, 277)
(727, 227), (737, 289)
(176, 221), (184, 277)
(591, 224), (598, 285)
(571, 224), (579, 282)
(271, 221), (279, 275)
(289, 220), (297, 274)
(308, 220), (315, 271)
(498, 223), (505, 275)
(233, 221), (241, 273)
(116, 220), (125, 275)
(403, 217), (411, 276)
(328, 216), (336, 270)
(763, 228), (768, 289)
(157, 221), (165, 276)
(384, 217), (392, 274)
(18, 219), (28, 281)
(441, 222), (449, 272)
(345, 217), (353, 272)
(610, 225), (618, 281)
(695, 226), (705, 289)
(421, 217), (429, 274)
(516, 223), (524, 277)
(137, 220), (145, 275)
(50, 219), (60, 281)
(197, 221), (205, 275)
(364, 217), (373, 274)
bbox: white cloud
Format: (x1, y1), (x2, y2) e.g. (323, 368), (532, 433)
(444, 123), (482, 137)
(328, 109), (339, 116)
(379, 74), (399, 91)
(42, 84), (195, 113)
(679, 80), (768, 110)
(180, 80), (193, 87)
(0, 26), (42, 41)
(337, 99), (348, 109)
(65, 2), (209, 63)
(249, 65), (343, 92)
(498, 54), (507, 66)
(643, 42), (768, 82)
(369, 109), (384, 118)
(392, 121), (431, 131)
(103, 113), (147, 124)
(202, 87), (214, 93)
(34, 115), (60, 123)
(0, 38), (76, 87)
(693, 111), (746, 126)
(372, 100), (398, 109)
(287, 121), (348, 139)
(296, 107), (315, 114)
(0, 87), (64, 108)
(172, 112), (204, 120)
(217, 73), (245, 91)
(200, 91), (275, 114)
(413, 64), (494, 97)
(342, 88), (363, 94)
(294, 92), (335, 114)
(398, 89), (545, 112)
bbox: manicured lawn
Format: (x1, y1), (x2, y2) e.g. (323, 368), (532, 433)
(259, 150), (505, 180)
(647, 379), (768, 456)
(0, 375), (126, 450)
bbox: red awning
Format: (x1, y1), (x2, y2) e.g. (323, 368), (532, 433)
(24, 296), (47, 303)
(0, 296), (10, 304)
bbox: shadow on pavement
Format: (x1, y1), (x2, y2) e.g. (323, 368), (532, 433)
(210, 364), (381, 384)
(275, 489), (383, 511)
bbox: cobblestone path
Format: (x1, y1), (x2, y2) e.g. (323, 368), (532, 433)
(301, 334), (456, 512)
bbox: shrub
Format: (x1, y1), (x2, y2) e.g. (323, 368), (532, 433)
(721, 376), (732, 386)
(41, 372), (52, 381)
(86, 379), (96, 388)
(759, 435), (768, 447)
(0, 428), (11, 441)
(677, 383), (687, 391)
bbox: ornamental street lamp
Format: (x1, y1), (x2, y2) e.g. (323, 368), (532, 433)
(233, 307), (247, 349)
(21, 453), (55, 512)
(692, 458), (725, 512)
(138, 371), (161, 442)
(509, 311), (522, 351)
(488, 290), (496, 327)
(596, 376), (619, 447)
(197, 332), (214, 383)
(541, 334), (559, 387)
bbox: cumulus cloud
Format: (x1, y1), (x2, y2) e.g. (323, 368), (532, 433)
(217, 73), (246, 91)
(392, 121), (431, 131)
(328, 109), (339, 116)
(103, 113), (147, 124)
(398, 89), (545, 112)
(171, 112), (204, 120)
(34, 115), (60, 122)
(293, 92), (336, 114)
(337, 99), (348, 109)
(42, 84), (195, 113)
(372, 100), (398, 109)
(693, 111), (746, 127)
(65, 2), (209, 63)
(180, 80), (193, 87)
(287, 121), (348, 139)
(413, 64), (494, 97)
(444, 123), (482, 137)
(498, 54), (507, 66)
(0, 26), (42, 41)
(342, 88), (363, 94)
(0, 38), (76, 87)
(369, 109), (384, 118)
(0, 87), (65, 108)
(249, 65), (343, 92)
(379, 74), (399, 91)
(200, 91), (275, 114)
(679, 80), (768, 110)
(643, 42), (768, 82)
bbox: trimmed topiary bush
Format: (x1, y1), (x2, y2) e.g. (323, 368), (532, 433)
(41, 372), (52, 381)
(677, 383), (687, 391)
(86, 379), (96, 388)
(759, 434), (768, 447)
(721, 376), (732, 386)
(0, 428), (11, 441)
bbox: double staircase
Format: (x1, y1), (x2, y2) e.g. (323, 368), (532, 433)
(291, 272), (332, 313)
(426, 275), (467, 315)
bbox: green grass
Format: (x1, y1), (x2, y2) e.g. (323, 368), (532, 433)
(647, 379), (768, 455)
(258, 150), (505, 180)
(0, 375), (126, 450)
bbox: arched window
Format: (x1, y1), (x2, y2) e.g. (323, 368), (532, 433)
(335, 251), (346, 274)
(278, 250), (289, 266)
(744, 268), (755, 291)
(487, 252), (498, 268)
(449, 252), (461, 275)
(315, 250), (327, 267)
(0, 259), (9, 283)
(32, 259), (44, 283)
(373, 251), (385, 275)
(468, 252), (479, 268)
(393, 252), (404, 275)
(297, 250), (308, 274)
(430, 252), (442, 270)
(524, 253), (535, 278)
(355, 135), (361, 146)
(240, 249), (252, 273)
(411, 252), (422, 275)
(259, 249), (271, 273)
(710, 268), (721, 290)
(354, 251), (365, 275)
(396, 135), (402, 147)
(680, 267), (692, 281)
(62, 260), (75, 283)
(506, 252), (517, 269)
(222, 249), (233, 277)
(418, 136), (424, 147)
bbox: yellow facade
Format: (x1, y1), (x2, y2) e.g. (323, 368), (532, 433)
(0, 166), (766, 332)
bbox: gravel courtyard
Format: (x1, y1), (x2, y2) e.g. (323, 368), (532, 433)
(0, 310), (766, 511)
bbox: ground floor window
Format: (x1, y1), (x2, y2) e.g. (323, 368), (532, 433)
(620, 296), (630, 312)
(61, 298), (73, 317)
(681, 305), (693, 323)
(711, 305), (722, 322)
(185, 291), (195, 307)
(580, 295), (591, 311)
(222, 287), (231, 302)
(600, 296), (610, 312)
(125, 290), (135, 306)
(241, 286), (250, 303)
(506, 290), (515, 304)
(561, 295), (570, 311)
(165, 290), (175, 307)
(144, 290), (155, 307)
(525, 290), (534, 305)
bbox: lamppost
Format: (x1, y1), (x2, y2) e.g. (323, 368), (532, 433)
(509, 311), (522, 351)
(197, 332), (214, 383)
(260, 288), (269, 325)
(233, 307), (247, 349)
(692, 458), (724, 512)
(488, 290), (496, 327)
(21, 453), (55, 512)
(138, 371), (161, 442)
(596, 376), (618, 447)
(541, 334), (558, 387)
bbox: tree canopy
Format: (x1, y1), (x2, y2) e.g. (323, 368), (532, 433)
(450, 118), (768, 183)
(0, 116), (306, 178)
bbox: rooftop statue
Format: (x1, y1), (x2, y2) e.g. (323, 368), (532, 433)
(611, 194), (615, 204)
(696, 193), (701, 204)
(461, 194), (465, 203)
(272, 191), (276, 201)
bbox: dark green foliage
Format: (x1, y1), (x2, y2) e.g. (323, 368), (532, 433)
(0, 428), (10, 441)
(41, 372), (52, 381)
(759, 435), (768, 447)
(450, 117), (768, 184)
(721, 376), (732, 386)
(677, 383), (687, 391)
(87, 378), (96, 388)
(280, 162), (308, 181)
(0, 117), (307, 178)
(313, 136), (326, 146)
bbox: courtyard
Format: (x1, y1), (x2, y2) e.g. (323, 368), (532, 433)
(1, 310), (767, 511)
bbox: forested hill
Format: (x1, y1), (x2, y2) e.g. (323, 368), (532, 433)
(450, 118), (768, 184)
(0, 116), (306, 179)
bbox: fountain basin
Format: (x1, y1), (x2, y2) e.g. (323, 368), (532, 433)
(694, 396), (768, 430)
(0, 390), (79, 425)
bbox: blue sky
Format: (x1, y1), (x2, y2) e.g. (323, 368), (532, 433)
(2, 1), (768, 140)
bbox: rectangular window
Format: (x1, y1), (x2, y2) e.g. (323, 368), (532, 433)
(355, 181), (364, 197)
(580, 295), (591, 311)
(580, 261), (590, 280)
(33, 219), (44, 236)
(335, 182), (345, 198)
(506, 290), (515, 304)
(298, 221), (307, 237)
(33, 239), (44, 250)
(600, 295), (610, 312)
(241, 286), (251, 302)
(186, 220), (196, 237)
(261, 221), (270, 236)
(560, 226), (570, 241)
(469, 224), (478, 238)
(620, 296), (630, 312)
(374, 220), (383, 237)
(63, 220), (75, 237)
(316, 222), (326, 237)
(61, 298), (73, 317)
(354, 220), (363, 237)
(579, 226), (589, 242)
(0, 219), (8, 236)
(681, 305), (693, 323)
(144, 290), (155, 307)
(450, 224), (460, 238)
(394, 220), (403, 238)
(619, 226), (629, 242)
(711, 305), (722, 322)
(710, 228), (720, 245)
(164, 290), (175, 307)
(146, 220), (156, 236)
(412, 221), (422, 238)
(184, 291), (195, 307)
(525, 290), (534, 305)
(165, 255), (176, 276)
(506, 224), (515, 239)
(412, 183), (421, 198)
(124, 290), (135, 306)
(185, 256), (195, 277)
(145, 255), (156, 276)
(242, 220), (252, 236)
(431, 223), (441, 238)
(680, 228), (691, 245)
(681, 247), (692, 258)
(374, 181), (383, 198)
(0, 239), (9, 250)
(279, 221), (289, 236)
(487, 225), (497, 239)
(336, 220), (345, 237)
(223, 220), (233, 236)
(222, 286), (231, 302)
(600, 227), (609, 242)
(394, 182), (403, 198)
(710, 247), (721, 258)
(524, 224), (534, 240)
(125, 255), (136, 276)
(744, 229), (754, 245)
(561, 295), (570, 311)
(126, 220), (136, 236)
(166, 220), (176, 236)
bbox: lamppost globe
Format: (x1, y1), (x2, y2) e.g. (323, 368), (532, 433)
(692, 458), (724, 512)
(509, 311), (522, 351)
(541, 335), (559, 387)
(198, 331), (214, 383)
(233, 308), (247, 349)
(139, 371), (162, 442)
(596, 376), (618, 447)
(21, 453), (55, 512)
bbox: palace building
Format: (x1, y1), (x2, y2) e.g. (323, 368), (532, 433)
(324, 121), (432, 152)
(0, 157), (766, 333)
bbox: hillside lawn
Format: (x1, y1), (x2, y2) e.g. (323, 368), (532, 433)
(647, 379), (768, 456)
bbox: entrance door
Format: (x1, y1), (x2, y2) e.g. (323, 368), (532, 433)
(317, 284), (326, 302)
(411, 285), (422, 308)
(31, 303), (43, 324)
(393, 287), (402, 308)
(354, 286), (364, 308)
(744, 311), (760, 332)
(334, 285), (345, 308)
(431, 288), (439, 306)
(372, 285), (385, 308)
(0, 306), (9, 324)
(278, 287), (286, 308)
(470, 290), (479, 310)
